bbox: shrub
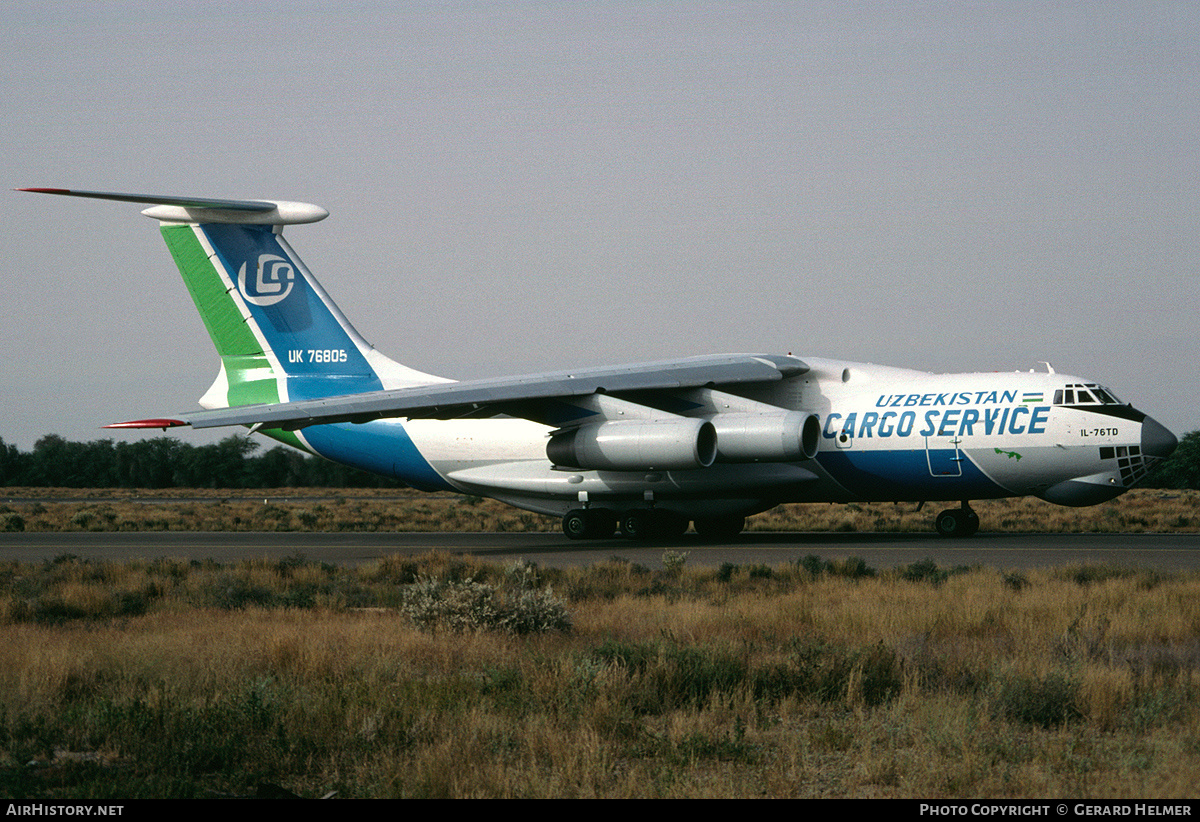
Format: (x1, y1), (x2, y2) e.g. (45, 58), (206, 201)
(848, 642), (904, 707)
(590, 639), (658, 675)
(505, 559), (541, 589)
(1058, 564), (1137, 586)
(992, 670), (1083, 728)
(799, 554), (829, 577)
(654, 646), (747, 709)
(495, 586), (573, 635)
(748, 564), (773, 579)
(1003, 571), (1029, 591)
(829, 556), (875, 579)
(745, 639), (905, 708)
(902, 558), (949, 585)
(400, 577), (495, 632)
(590, 641), (749, 714)
(661, 551), (689, 574)
(399, 577), (571, 634)
(208, 575), (279, 610)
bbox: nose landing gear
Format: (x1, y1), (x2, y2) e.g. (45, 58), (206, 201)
(934, 502), (979, 538)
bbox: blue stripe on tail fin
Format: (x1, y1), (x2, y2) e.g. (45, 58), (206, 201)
(199, 223), (385, 401)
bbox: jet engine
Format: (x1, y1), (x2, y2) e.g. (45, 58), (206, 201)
(710, 411), (821, 463)
(546, 419), (718, 471)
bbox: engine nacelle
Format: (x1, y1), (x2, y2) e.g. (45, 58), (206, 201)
(710, 411), (821, 463)
(547, 419), (718, 471)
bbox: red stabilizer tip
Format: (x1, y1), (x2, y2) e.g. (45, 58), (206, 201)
(104, 419), (187, 429)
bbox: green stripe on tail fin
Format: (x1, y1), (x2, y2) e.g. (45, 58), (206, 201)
(160, 224), (306, 451)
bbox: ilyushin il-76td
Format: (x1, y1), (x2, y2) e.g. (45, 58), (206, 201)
(22, 188), (1178, 540)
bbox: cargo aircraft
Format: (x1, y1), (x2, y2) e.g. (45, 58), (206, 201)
(21, 188), (1178, 539)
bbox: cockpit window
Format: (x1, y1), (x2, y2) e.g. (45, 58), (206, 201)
(1053, 383), (1123, 407)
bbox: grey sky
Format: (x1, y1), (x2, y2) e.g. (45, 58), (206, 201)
(3, 1), (1197, 451)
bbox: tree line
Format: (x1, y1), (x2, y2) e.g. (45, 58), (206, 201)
(0, 435), (405, 489)
(1, 430), (1197, 490)
(1145, 430), (1200, 490)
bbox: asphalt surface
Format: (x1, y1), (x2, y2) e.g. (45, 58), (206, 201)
(2, 531), (1198, 571)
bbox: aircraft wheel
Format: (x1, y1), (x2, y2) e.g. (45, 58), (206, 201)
(656, 511), (689, 540)
(620, 510), (687, 541)
(563, 510), (592, 540)
(562, 509), (616, 540)
(619, 511), (652, 541)
(588, 509), (617, 539)
(693, 515), (746, 541)
(934, 509), (961, 537)
(934, 508), (978, 538)
(963, 510), (980, 537)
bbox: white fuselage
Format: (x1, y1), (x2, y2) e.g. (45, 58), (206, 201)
(369, 358), (1168, 519)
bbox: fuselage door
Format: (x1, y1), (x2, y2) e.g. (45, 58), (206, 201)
(926, 435), (963, 476)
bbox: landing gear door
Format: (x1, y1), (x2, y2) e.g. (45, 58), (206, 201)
(926, 435), (963, 476)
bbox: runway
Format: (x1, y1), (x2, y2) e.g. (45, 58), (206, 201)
(2, 531), (1199, 572)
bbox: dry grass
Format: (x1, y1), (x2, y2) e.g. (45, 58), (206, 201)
(0, 488), (550, 533)
(2, 552), (1199, 798)
(1, 487), (1197, 534)
(753, 489), (1200, 534)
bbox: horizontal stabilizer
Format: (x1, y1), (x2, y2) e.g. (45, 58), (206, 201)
(18, 188), (328, 225)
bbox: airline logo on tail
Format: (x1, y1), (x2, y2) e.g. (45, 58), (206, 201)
(238, 254), (295, 306)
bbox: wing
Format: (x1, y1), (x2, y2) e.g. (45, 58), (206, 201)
(25, 186), (818, 475)
(111, 353), (808, 431)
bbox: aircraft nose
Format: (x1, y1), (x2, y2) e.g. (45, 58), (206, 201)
(1141, 415), (1178, 460)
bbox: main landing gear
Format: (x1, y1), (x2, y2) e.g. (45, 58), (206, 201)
(934, 502), (979, 538)
(561, 508), (746, 542)
(561, 508), (617, 540)
(618, 510), (688, 541)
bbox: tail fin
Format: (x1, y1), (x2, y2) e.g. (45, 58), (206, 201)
(21, 189), (448, 417)
(162, 219), (451, 409)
